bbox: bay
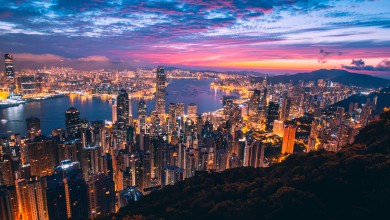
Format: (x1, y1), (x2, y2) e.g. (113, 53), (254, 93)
(1, 79), (230, 136)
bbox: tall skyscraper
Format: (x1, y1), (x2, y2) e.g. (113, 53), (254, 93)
(65, 107), (81, 137)
(87, 174), (115, 219)
(26, 116), (41, 140)
(156, 66), (166, 118)
(249, 89), (261, 116)
(0, 186), (14, 220)
(175, 103), (184, 118)
(138, 100), (147, 134)
(4, 54), (15, 92)
(266, 102), (279, 131)
(281, 125), (296, 154)
(280, 97), (291, 121)
(15, 177), (49, 220)
(187, 103), (197, 123)
(112, 102), (117, 123)
(26, 136), (56, 177)
(117, 89), (129, 141)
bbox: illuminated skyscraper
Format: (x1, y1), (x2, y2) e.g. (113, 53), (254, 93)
(249, 89), (261, 116)
(281, 125), (296, 154)
(280, 97), (291, 121)
(156, 66), (166, 118)
(26, 136), (56, 177)
(87, 174), (115, 219)
(175, 103), (184, 118)
(4, 54), (15, 92)
(112, 102), (117, 123)
(65, 107), (81, 137)
(15, 177), (49, 220)
(138, 100), (147, 134)
(187, 103), (197, 123)
(117, 89), (129, 141)
(273, 120), (284, 137)
(266, 102), (279, 131)
(26, 116), (41, 140)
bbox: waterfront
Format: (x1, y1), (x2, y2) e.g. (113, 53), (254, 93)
(1, 79), (233, 136)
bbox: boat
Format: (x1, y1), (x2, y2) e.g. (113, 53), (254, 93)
(0, 93), (27, 109)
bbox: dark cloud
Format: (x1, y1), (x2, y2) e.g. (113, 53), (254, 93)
(342, 59), (390, 71)
(318, 49), (343, 64)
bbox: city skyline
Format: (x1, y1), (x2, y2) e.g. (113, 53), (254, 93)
(0, 0), (389, 76)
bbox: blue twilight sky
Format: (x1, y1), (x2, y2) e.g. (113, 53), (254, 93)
(0, 0), (389, 76)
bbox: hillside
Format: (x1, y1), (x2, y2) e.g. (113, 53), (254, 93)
(111, 111), (390, 220)
(330, 88), (390, 115)
(254, 69), (390, 88)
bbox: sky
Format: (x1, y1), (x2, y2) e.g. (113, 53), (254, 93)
(0, 0), (389, 76)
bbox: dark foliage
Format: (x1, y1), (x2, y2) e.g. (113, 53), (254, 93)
(110, 111), (390, 220)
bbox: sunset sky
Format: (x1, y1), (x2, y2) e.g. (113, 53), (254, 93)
(0, 0), (389, 76)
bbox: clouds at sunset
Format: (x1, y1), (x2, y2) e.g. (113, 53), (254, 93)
(0, 0), (389, 75)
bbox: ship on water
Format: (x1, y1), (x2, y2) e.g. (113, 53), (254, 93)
(0, 92), (26, 109)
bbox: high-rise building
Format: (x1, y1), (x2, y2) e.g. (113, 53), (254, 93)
(249, 89), (261, 117)
(266, 102), (279, 131)
(52, 162), (89, 220)
(4, 54), (15, 92)
(280, 97), (291, 121)
(65, 107), (81, 137)
(117, 89), (129, 141)
(187, 103), (197, 122)
(26, 136), (56, 177)
(175, 103), (184, 118)
(273, 120), (284, 137)
(0, 186), (14, 220)
(112, 102), (117, 123)
(281, 125), (296, 154)
(26, 116), (41, 140)
(87, 174), (115, 219)
(138, 100), (147, 134)
(15, 177), (49, 220)
(156, 66), (166, 118)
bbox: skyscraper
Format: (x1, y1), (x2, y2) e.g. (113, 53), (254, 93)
(112, 102), (117, 123)
(26, 116), (41, 140)
(87, 174), (115, 219)
(4, 54), (15, 92)
(138, 100), (147, 134)
(15, 177), (49, 220)
(156, 66), (166, 118)
(26, 136), (56, 177)
(65, 107), (81, 137)
(281, 125), (296, 154)
(187, 103), (197, 123)
(266, 102), (279, 131)
(117, 89), (129, 141)
(0, 186), (14, 220)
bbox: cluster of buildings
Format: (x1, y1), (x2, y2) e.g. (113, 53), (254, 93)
(0, 58), (382, 219)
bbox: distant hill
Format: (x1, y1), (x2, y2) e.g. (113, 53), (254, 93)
(330, 88), (390, 115)
(254, 69), (390, 88)
(110, 111), (390, 220)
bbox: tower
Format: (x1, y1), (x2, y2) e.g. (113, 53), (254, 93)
(187, 103), (197, 123)
(156, 66), (166, 118)
(26, 116), (41, 140)
(117, 89), (129, 141)
(138, 100), (147, 134)
(65, 107), (81, 138)
(281, 125), (296, 154)
(4, 54), (15, 93)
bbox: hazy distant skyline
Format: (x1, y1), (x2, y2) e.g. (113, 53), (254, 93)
(0, 0), (389, 76)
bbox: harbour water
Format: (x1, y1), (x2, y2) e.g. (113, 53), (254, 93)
(1, 79), (233, 136)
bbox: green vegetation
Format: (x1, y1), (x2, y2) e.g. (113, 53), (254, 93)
(110, 111), (390, 220)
